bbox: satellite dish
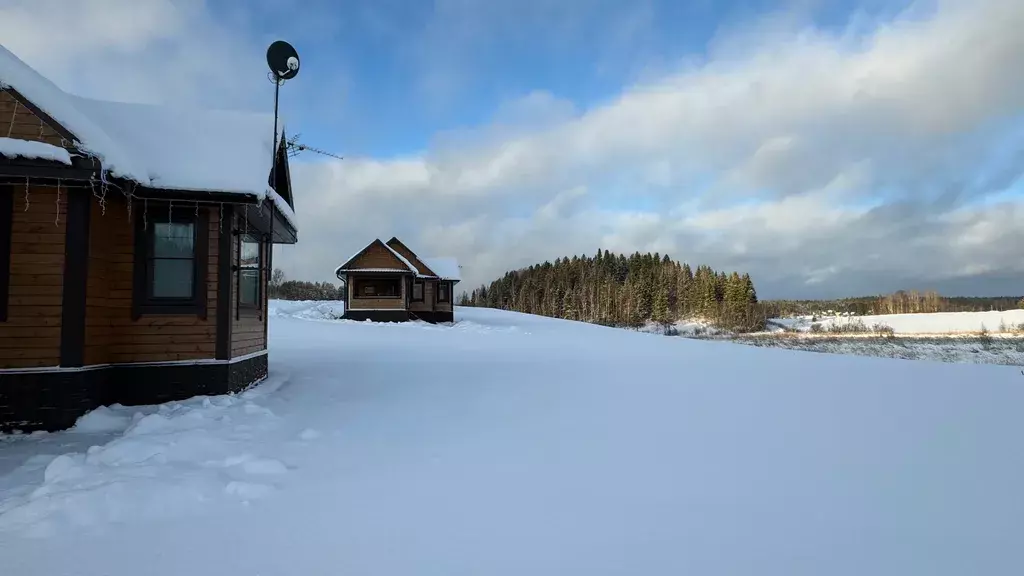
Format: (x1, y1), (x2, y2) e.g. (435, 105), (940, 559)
(267, 40), (300, 81)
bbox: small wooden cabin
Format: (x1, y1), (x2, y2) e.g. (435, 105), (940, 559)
(335, 237), (461, 323)
(0, 44), (298, 432)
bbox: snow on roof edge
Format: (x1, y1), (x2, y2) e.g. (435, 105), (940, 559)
(420, 257), (462, 281)
(0, 136), (71, 165)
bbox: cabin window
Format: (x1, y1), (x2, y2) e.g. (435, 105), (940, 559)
(353, 277), (401, 298)
(437, 281), (450, 303)
(133, 206), (208, 319)
(237, 233), (262, 309)
(412, 279), (424, 301)
(0, 186), (11, 322)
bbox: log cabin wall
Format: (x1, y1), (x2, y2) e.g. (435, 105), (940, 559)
(90, 198), (220, 364)
(0, 184), (66, 368)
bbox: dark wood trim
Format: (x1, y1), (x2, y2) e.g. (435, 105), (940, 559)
(4, 87), (79, 143)
(132, 202), (209, 320)
(0, 161), (97, 181)
(0, 353), (269, 433)
(59, 191), (91, 367)
(133, 188), (261, 205)
(216, 205), (235, 360)
(0, 185), (12, 322)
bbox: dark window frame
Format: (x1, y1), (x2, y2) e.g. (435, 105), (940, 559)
(0, 185), (11, 322)
(352, 276), (403, 299)
(411, 278), (424, 302)
(437, 281), (451, 303)
(132, 204), (209, 320)
(236, 231), (263, 314)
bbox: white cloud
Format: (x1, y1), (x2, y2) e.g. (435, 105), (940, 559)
(276, 0), (1024, 297)
(3, 0), (1023, 298)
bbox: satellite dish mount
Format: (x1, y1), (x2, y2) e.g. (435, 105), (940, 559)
(266, 40), (301, 186)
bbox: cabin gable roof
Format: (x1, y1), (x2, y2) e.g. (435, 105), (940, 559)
(0, 42), (297, 231)
(385, 237), (437, 277)
(334, 239), (416, 276)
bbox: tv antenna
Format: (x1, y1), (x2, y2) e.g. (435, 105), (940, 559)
(267, 40), (300, 184)
(283, 133), (345, 161)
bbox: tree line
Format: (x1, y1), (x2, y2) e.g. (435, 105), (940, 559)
(267, 269), (344, 301)
(457, 249), (765, 332)
(764, 290), (1024, 318)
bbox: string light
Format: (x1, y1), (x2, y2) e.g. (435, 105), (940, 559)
(54, 179), (61, 227)
(143, 198), (148, 231)
(23, 177), (29, 212)
(218, 203), (224, 233)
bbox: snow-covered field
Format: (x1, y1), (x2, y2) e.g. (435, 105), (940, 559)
(772, 309), (1024, 334)
(2, 301), (1023, 575)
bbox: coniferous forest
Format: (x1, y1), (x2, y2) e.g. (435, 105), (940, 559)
(457, 249), (764, 332)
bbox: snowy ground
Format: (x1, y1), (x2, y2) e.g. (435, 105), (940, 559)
(2, 302), (1023, 575)
(771, 309), (1024, 334)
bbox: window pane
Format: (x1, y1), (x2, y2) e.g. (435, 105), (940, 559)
(153, 222), (195, 258)
(241, 235), (260, 268)
(413, 282), (423, 299)
(239, 269), (259, 305)
(355, 278), (400, 297)
(152, 258), (194, 298)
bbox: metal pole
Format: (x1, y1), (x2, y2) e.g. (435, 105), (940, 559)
(271, 79), (280, 190)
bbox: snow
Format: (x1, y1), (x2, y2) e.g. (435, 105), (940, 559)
(775, 309), (1024, 334)
(2, 301), (1023, 575)
(0, 136), (71, 164)
(420, 256), (461, 281)
(0, 43), (297, 231)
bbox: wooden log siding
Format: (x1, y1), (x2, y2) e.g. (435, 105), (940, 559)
(87, 198), (220, 364)
(348, 241), (412, 270)
(347, 276), (407, 310)
(0, 185), (66, 368)
(0, 90), (66, 147)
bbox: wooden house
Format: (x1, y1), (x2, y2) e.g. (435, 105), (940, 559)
(0, 44), (298, 432)
(335, 237), (461, 323)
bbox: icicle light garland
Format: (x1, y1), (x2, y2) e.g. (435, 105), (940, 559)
(54, 179), (61, 227)
(168, 199), (174, 223)
(219, 203), (224, 233)
(143, 197), (148, 231)
(23, 177), (29, 212)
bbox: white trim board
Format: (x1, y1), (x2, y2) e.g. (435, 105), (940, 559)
(0, 349), (268, 375)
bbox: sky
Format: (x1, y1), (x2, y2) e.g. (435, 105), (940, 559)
(1, 0), (1023, 299)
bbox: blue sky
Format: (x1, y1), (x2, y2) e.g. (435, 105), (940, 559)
(2, 0), (1023, 299)
(235, 0), (916, 157)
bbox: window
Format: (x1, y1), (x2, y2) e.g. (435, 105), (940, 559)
(353, 277), (401, 298)
(412, 279), (424, 301)
(133, 206), (208, 318)
(0, 185), (11, 322)
(438, 281), (450, 303)
(237, 233), (262, 308)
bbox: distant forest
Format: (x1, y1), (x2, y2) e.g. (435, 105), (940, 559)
(457, 249), (765, 332)
(457, 252), (1024, 333)
(763, 291), (1024, 318)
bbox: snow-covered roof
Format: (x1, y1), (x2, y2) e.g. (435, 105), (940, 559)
(421, 257), (462, 282)
(334, 239), (416, 276)
(0, 136), (71, 165)
(0, 42), (296, 231)
(382, 243), (417, 274)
